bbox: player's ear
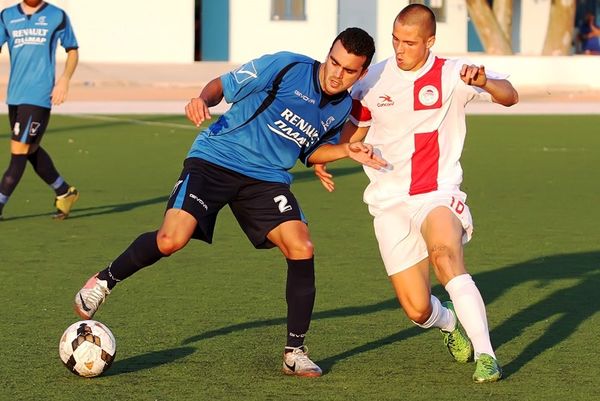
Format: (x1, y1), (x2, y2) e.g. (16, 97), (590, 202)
(358, 67), (369, 80)
(426, 35), (436, 49)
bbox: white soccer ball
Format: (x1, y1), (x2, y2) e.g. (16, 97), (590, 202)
(59, 320), (117, 377)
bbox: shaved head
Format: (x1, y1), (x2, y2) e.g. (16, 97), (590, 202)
(395, 4), (436, 38)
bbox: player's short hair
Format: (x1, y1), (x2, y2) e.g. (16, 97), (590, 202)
(330, 27), (376, 69)
(395, 4), (436, 38)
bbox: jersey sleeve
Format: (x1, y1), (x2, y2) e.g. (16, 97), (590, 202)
(348, 83), (372, 127)
(454, 58), (510, 104)
(0, 10), (8, 48)
(58, 12), (78, 51)
(220, 52), (287, 104)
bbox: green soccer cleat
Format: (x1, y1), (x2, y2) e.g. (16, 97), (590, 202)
(440, 301), (474, 363)
(53, 186), (79, 219)
(473, 353), (503, 383)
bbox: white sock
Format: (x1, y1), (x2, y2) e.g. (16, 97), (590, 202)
(413, 295), (455, 332)
(445, 274), (496, 359)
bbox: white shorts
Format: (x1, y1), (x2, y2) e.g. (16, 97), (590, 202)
(371, 192), (474, 276)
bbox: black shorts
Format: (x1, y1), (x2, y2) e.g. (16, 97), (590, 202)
(8, 104), (51, 145)
(166, 158), (306, 249)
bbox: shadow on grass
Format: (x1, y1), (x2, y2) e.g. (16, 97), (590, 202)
(2, 195), (168, 221)
(476, 251), (600, 379)
(179, 251), (600, 378)
(104, 347), (196, 376)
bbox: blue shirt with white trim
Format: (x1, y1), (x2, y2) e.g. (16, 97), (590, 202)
(187, 51), (351, 185)
(0, 2), (78, 108)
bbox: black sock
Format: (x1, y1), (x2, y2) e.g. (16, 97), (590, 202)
(0, 154), (28, 200)
(27, 147), (69, 195)
(97, 231), (166, 289)
(285, 257), (316, 348)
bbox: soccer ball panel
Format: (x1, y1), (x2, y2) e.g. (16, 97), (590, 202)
(59, 320), (116, 377)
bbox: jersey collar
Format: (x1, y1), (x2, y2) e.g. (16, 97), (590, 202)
(17, 2), (49, 16)
(391, 52), (436, 81)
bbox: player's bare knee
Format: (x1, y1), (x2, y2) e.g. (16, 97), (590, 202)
(156, 232), (186, 255)
(406, 307), (431, 325)
(283, 239), (314, 259)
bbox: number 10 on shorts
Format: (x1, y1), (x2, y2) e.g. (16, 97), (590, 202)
(450, 196), (465, 214)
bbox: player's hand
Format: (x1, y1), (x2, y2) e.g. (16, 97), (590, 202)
(460, 64), (487, 87)
(314, 163), (335, 192)
(347, 142), (388, 170)
(185, 97), (212, 127)
(51, 77), (69, 105)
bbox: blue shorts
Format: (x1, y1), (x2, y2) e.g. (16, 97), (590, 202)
(166, 158), (306, 249)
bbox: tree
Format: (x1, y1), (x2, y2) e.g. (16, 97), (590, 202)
(492, 0), (513, 43)
(465, 0), (513, 54)
(542, 0), (577, 55)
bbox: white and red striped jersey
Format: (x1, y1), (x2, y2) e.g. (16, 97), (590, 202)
(350, 52), (503, 208)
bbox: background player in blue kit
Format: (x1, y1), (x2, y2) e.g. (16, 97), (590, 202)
(0, 0), (79, 220)
(74, 28), (383, 377)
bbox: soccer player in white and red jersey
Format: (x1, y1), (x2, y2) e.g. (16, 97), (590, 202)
(316, 4), (518, 383)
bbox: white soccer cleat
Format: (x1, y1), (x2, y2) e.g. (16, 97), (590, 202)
(74, 273), (111, 319)
(282, 345), (322, 377)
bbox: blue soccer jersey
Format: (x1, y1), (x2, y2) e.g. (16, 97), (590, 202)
(0, 2), (78, 108)
(187, 52), (352, 184)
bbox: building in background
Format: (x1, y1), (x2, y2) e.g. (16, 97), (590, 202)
(1, 0), (597, 64)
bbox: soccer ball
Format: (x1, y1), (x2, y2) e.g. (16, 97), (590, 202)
(59, 320), (117, 377)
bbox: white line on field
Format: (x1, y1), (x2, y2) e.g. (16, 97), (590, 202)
(72, 114), (199, 130)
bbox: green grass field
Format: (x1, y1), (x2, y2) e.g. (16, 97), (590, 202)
(0, 114), (598, 401)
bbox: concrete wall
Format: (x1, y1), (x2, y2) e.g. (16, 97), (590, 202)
(0, 0), (596, 92)
(229, 0), (338, 63)
(455, 54), (600, 91)
(0, 0), (196, 63)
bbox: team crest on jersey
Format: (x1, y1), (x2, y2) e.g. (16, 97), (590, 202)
(35, 16), (48, 26)
(418, 85), (440, 107)
(233, 61), (258, 84)
(377, 94), (395, 107)
(321, 116), (335, 131)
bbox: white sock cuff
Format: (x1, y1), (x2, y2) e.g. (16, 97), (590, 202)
(413, 295), (441, 329)
(445, 273), (473, 293)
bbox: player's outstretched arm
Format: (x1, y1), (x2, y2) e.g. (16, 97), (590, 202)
(313, 121), (370, 192)
(460, 64), (519, 107)
(52, 49), (78, 105)
(185, 77), (224, 127)
(309, 142), (387, 171)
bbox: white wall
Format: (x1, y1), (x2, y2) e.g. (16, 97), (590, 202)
(0, 0), (196, 63)
(228, 0), (338, 63)
(460, 55), (600, 90)
(519, 0), (551, 55)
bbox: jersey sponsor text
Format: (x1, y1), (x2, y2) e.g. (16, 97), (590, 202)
(267, 108), (320, 148)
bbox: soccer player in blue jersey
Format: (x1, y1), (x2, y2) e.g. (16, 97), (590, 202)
(0, 0), (79, 220)
(74, 27), (383, 377)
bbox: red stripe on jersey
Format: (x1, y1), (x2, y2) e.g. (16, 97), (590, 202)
(413, 57), (446, 110)
(350, 98), (371, 122)
(410, 130), (439, 195)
